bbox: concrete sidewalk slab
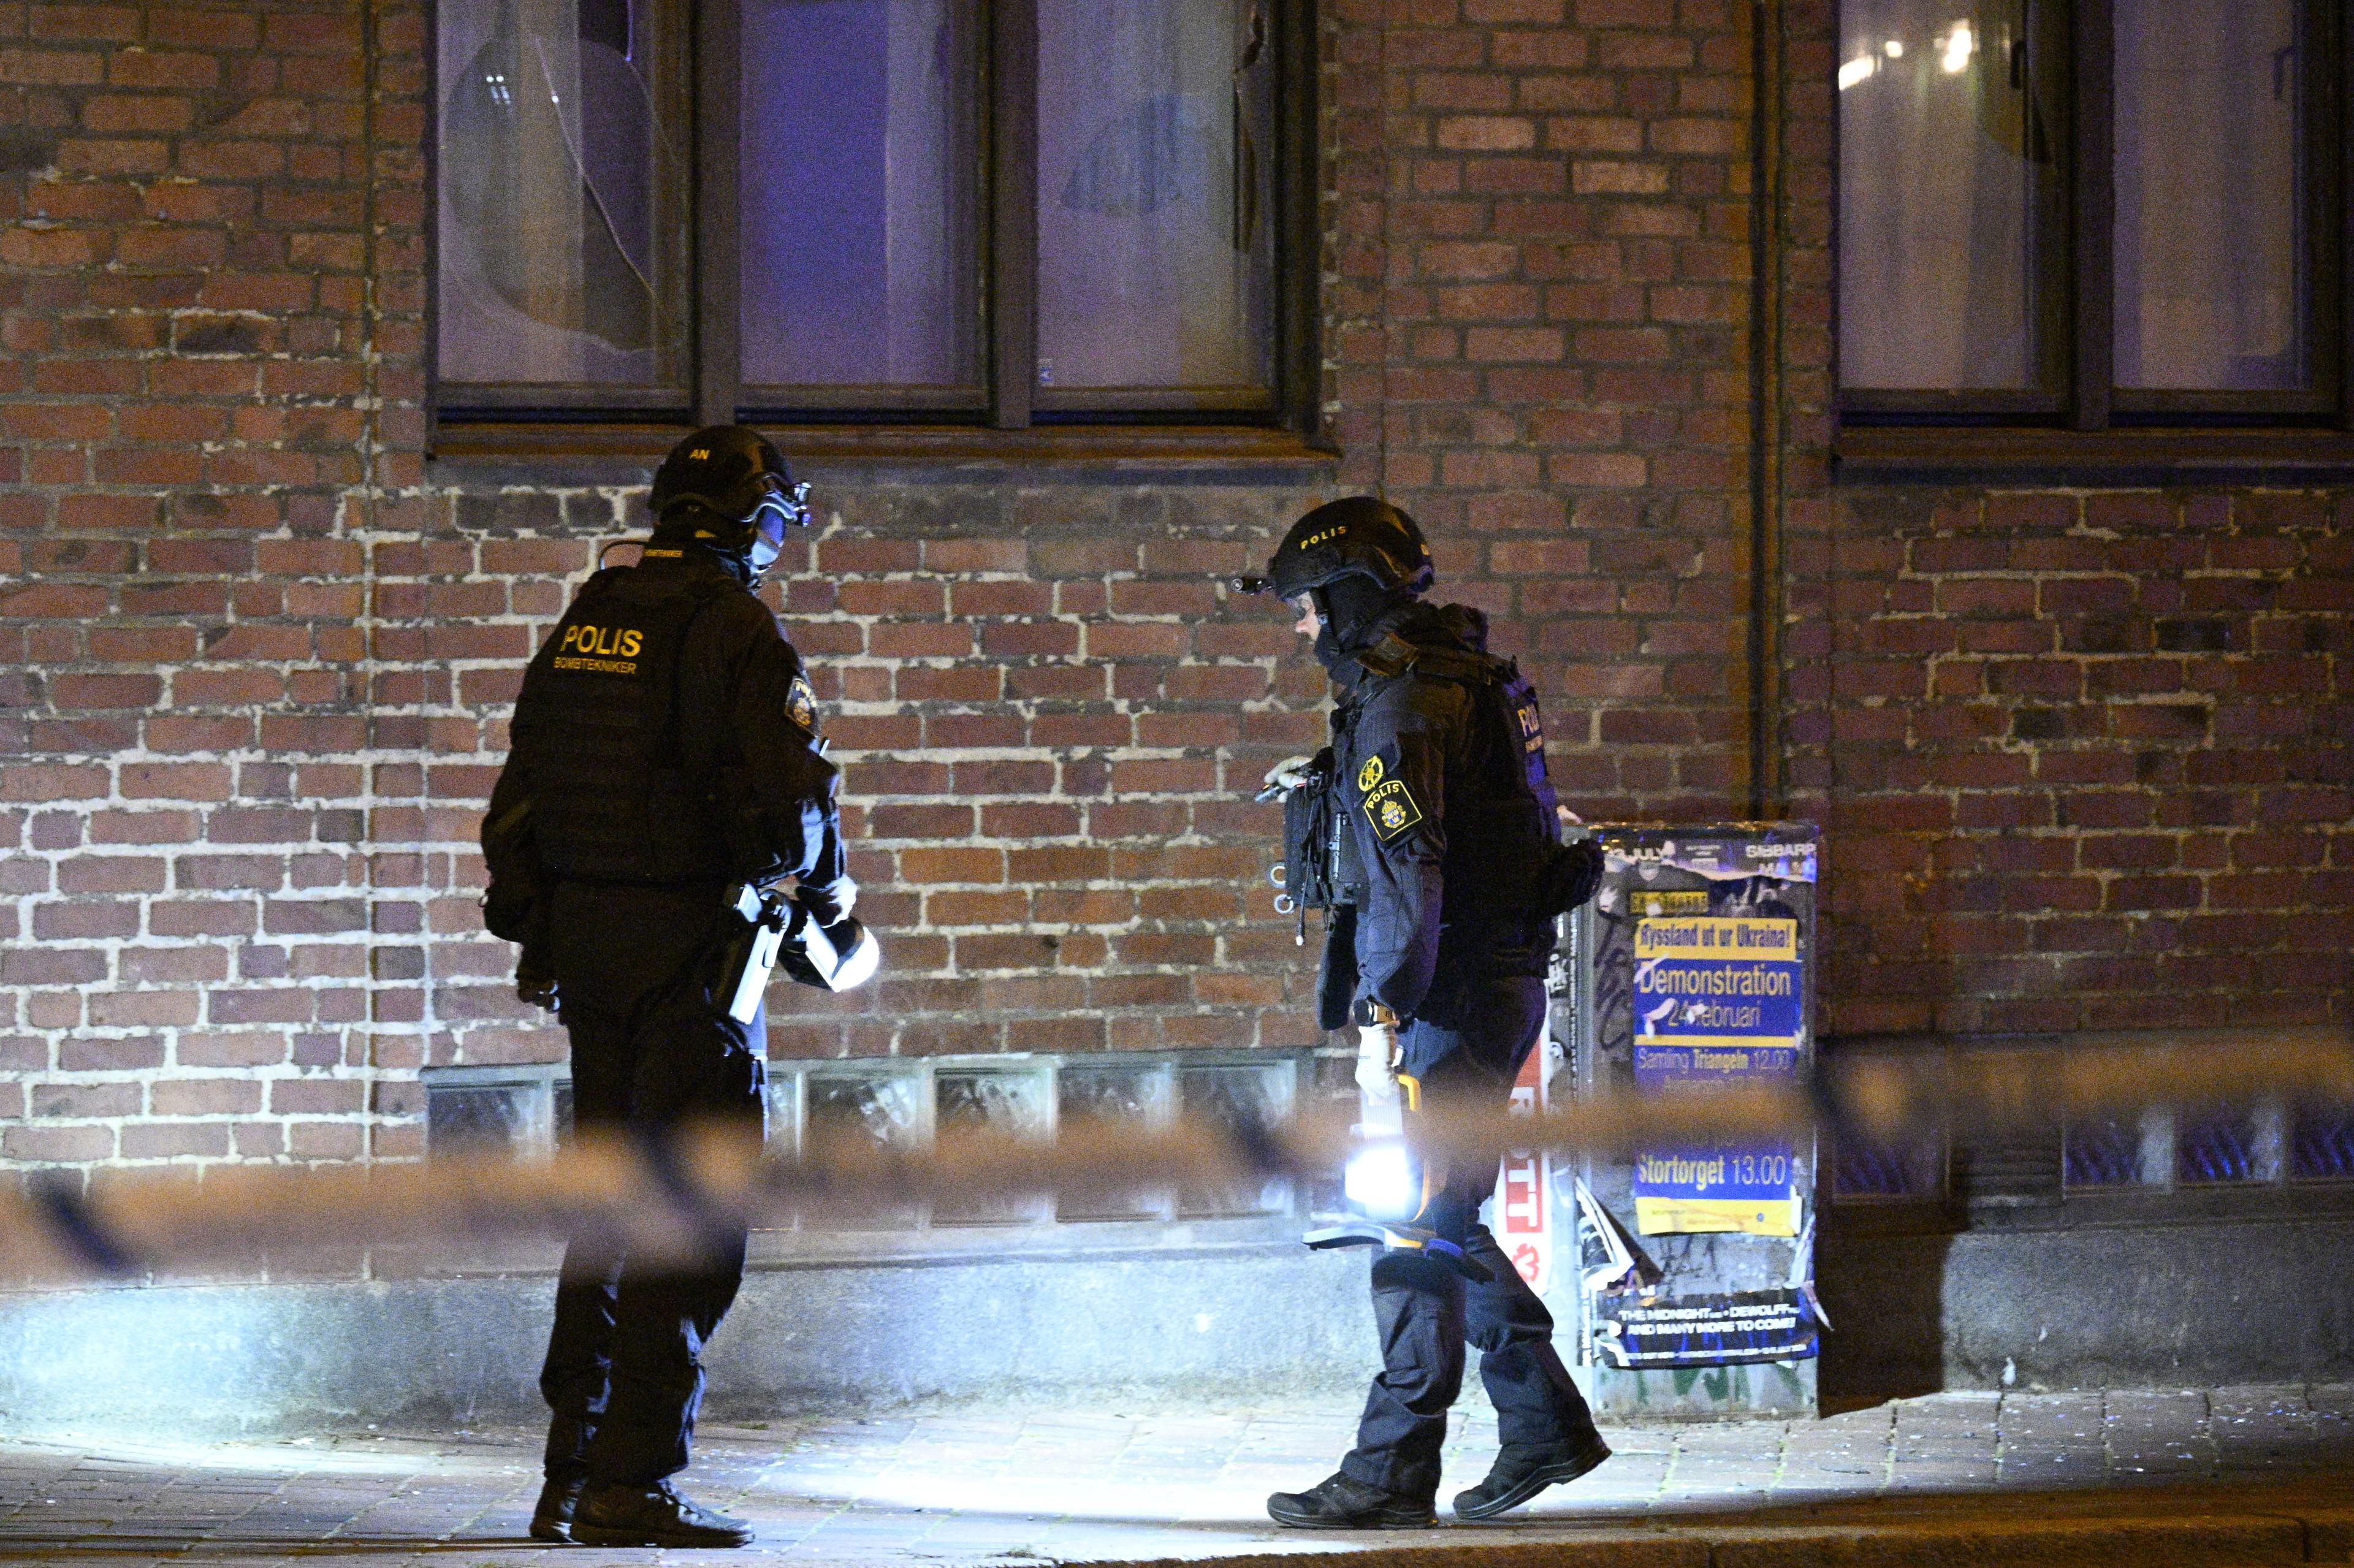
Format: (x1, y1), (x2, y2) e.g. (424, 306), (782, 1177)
(0, 1385), (2348, 1566)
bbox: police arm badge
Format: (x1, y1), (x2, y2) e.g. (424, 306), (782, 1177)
(787, 674), (818, 732)
(1355, 750), (1425, 843)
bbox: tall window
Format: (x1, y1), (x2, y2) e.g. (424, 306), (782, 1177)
(1837, 0), (2345, 431)
(432, 0), (1308, 428)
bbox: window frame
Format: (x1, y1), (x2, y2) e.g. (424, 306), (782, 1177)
(424, 0), (1324, 444)
(1833, 0), (2354, 478)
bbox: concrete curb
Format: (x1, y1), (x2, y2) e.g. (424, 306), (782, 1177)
(1082, 1494), (2352, 1568)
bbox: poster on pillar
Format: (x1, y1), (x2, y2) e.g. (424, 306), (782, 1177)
(1564, 824), (1820, 1412)
(1629, 915), (1803, 1236)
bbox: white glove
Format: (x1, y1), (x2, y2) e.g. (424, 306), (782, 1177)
(1262, 754), (1317, 801)
(1355, 1021), (1400, 1102)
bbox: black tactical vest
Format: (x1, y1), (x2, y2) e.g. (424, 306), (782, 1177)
(509, 565), (736, 885)
(1343, 635), (1565, 918)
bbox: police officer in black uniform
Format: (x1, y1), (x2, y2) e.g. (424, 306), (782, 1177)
(1251, 497), (1610, 1528)
(481, 426), (851, 1550)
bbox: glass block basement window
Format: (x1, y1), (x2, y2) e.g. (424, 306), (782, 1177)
(2175, 1104), (2274, 1186)
(2056, 1101), (2346, 1193)
(2292, 1103), (2354, 1181)
(2063, 1114), (2149, 1189)
(1830, 1128), (1947, 1200)
(421, 1065), (565, 1159)
(425, 1051), (1338, 1240)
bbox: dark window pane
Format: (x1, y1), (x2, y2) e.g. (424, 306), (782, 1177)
(2063, 1115), (2146, 1189)
(436, 0), (689, 389)
(2290, 1103), (2354, 1182)
(1036, 0), (1273, 393)
(739, 0), (983, 390)
(2113, 0), (2307, 389)
(1837, 0), (2055, 389)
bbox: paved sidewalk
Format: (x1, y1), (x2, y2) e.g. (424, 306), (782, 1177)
(0, 1385), (2348, 1565)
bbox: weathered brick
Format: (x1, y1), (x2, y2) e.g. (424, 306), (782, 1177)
(0, 0), (2342, 1187)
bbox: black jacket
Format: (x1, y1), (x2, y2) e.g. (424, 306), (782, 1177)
(1319, 601), (1560, 1026)
(482, 544), (842, 937)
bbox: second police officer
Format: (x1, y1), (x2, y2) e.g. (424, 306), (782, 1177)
(481, 426), (854, 1550)
(1247, 497), (1610, 1528)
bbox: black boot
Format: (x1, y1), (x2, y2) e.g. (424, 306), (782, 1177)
(1267, 1471), (1436, 1529)
(1452, 1436), (1612, 1520)
(572, 1480), (754, 1548)
(528, 1476), (584, 1543)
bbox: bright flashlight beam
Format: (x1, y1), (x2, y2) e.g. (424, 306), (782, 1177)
(1838, 55), (1876, 91)
(1344, 1141), (1418, 1221)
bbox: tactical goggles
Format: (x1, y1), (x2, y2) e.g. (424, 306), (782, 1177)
(748, 478), (813, 546)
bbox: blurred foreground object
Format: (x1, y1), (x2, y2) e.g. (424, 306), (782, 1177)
(4, 1031), (2345, 1290)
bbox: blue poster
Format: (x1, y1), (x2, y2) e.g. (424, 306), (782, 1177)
(1631, 917), (1802, 1236)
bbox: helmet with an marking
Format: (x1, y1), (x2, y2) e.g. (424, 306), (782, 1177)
(649, 425), (811, 579)
(1260, 496), (1433, 602)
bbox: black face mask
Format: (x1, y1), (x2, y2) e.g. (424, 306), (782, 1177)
(1316, 575), (1407, 650)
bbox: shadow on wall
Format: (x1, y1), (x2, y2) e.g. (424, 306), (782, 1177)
(1817, 1215), (2354, 1397)
(1816, 1226), (1952, 1405)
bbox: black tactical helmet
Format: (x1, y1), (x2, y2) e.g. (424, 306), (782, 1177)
(649, 425), (810, 546)
(1257, 496), (1433, 602)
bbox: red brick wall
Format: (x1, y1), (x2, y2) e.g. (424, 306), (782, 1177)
(0, 0), (428, 1166)
(1327, 0), (1758, 815)
(1, 0), (2346, 1176)
(405, 485), (1337, 1089)
(1792, 488), (2354, 1037)
(1773, 0), (2354, 1037)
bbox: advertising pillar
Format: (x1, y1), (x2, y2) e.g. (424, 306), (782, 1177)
(1550, 822), (1823, 1419)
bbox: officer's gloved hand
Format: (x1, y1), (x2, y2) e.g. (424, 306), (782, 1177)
(516, 950), (558, 1014)
(1355, 1016), (1400, 1103)
(798, 874), (858, 927)
(1260, 754), (1317, 802)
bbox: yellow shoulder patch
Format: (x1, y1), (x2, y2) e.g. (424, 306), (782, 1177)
(1357, 755), (1385, 793)
(1362, 777), (1423, 842)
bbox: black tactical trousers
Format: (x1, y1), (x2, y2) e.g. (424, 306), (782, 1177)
(1338, 973), (1601, 1501)
(539, 880), (766, 1491)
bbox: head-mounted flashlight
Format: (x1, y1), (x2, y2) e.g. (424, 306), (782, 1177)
(751, 478), (813, 538)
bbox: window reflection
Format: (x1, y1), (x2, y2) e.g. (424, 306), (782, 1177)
(436, 0), (688, 389)
(1036, 0), (1273, 394)
(1837, 0), (2054, 390)
(2113, 0), (2306, 390)
(739, 0), (983, 390)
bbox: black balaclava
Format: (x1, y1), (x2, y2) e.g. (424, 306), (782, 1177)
(1311, 573), (1413, 675)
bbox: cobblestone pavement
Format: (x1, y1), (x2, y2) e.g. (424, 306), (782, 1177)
(0, 1384), (2348, 1565)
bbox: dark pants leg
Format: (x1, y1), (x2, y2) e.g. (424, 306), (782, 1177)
(539, 1002), (629, 1487)
(1339, 975), (1600, 1498)
(538, 882), (764, 1490)
(1462, 1227), (1596, 1450)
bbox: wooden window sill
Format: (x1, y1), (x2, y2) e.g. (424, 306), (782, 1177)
(1835, 425), (2354, 485)
(429, 421), (1339, 484)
